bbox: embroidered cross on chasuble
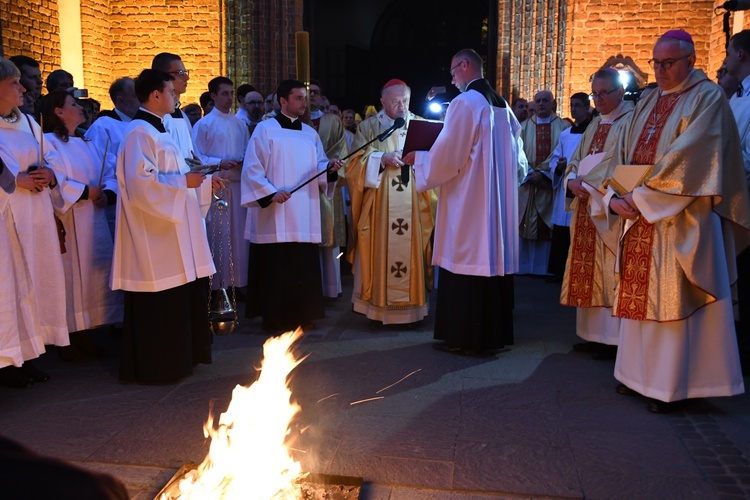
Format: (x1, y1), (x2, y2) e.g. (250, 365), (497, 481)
(535, 123), (552, 166)
(386, 126), (412, 304)
(615, 91), (683, 320)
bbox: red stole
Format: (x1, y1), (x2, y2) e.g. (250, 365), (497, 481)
(616, 91), (683, 320)
(562, 198), (598, 307)
(535, 123), (551, 166)
(563, 121), (617, 307)
(587, 123), (612, 155)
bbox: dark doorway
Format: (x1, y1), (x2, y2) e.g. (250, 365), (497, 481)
(304, 0), (496, 117)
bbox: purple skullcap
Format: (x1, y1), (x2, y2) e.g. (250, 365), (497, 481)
(660, 29), (694, 45)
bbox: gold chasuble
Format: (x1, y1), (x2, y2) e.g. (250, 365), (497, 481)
(345, 111), (437, 324)
(560, 101), (634, 310)
(312, 113), (348, 248)
(609, 70), (750, 322)
(518, 115), (570, 239)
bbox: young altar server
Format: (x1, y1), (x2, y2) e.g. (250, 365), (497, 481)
(111, 69), (221, 384)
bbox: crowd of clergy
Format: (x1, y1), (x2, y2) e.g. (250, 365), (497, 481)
(1, 27), (749, 413)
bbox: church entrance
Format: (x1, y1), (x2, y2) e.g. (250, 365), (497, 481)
(304, 0), (495, 116)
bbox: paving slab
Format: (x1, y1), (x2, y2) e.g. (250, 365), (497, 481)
(1, 275), (749, 499)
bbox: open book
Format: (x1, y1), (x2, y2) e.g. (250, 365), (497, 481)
(604, 164), (652, 196)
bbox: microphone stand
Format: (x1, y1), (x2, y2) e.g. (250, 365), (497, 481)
(290, 119), (404, 194)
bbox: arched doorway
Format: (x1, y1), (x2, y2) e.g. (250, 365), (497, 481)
(305, 0), (495, 116)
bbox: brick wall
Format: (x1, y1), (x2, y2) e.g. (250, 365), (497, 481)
(80, 0), (112, 104)
(239, 0), (303, 96)
(109, 0), (224, 107)
(496, 0), (568, 112)
(0, 0), (62, 78)
(563, 0), (716, 99)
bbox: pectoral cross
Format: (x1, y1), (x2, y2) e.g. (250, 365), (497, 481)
(592, 145), (599, 154)
(645, 125), (657, 144)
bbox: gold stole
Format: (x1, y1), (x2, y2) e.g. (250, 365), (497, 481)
(615, 91), (683, 320)
(385, 126), (412, 304)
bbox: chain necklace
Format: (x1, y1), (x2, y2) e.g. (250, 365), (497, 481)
(0, 110), (19, 123)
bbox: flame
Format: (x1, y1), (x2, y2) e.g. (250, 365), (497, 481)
(167, 329), (306, 499)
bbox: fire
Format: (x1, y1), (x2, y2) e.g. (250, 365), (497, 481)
(165, 329), (306, 499)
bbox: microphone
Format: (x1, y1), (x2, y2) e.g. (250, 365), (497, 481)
(722, 0), (750, 10)
(377, 116), (406, 141)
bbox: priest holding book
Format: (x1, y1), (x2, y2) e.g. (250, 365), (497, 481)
(605, 30), (750, 412)
(403, 49), (522, 355)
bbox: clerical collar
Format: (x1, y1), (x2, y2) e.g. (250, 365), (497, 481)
(660, 68), (695, 95)
(535, 115), (552, 124)
(275, 112), (302, 130)
(170, 108), (184, 119)
(134, 107), (167, 133)
(465, 77), (483, 90)
(599, 101), (625, 124)
(310, 109), (324, 120)
(114, 108), (132, 122)
(570, 117), (591, 134)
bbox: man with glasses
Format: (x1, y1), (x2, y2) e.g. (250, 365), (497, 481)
(605, 30), (750, 412)
(241, 90), (265, 135)
(518, 90), (570, 276)
(403, 48), (522, 356)
(152, 52), (194, 158)
(560, 68), (634, 361)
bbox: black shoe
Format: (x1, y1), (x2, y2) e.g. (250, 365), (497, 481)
(647, 399), (687, 414)
(572, 341), (602, 353)
(0, 366), (34, 389)
(432, 342), (463, 354)
(592, 345), (617, 361)
(616, 383), (637, 396)
(19, 361), (50, 383)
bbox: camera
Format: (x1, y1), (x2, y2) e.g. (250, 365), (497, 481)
(69, 87), (89, 99)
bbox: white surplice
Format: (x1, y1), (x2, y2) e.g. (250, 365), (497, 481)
(545, 127), (584, 227)
(111, 113), (215, 292)
(0, 160), (46, 367)
(241, 118), (333, 243)
(163, 109), (194, 159)
(413, 90), (520, 277)
(192, 108), (251, 289)
(46, 134), (123, 332)
(0, 112), (69, 349)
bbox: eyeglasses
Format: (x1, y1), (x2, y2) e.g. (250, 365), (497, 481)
(450, 60), (465, 77)
(648, 55), (689, 70)
(589, 89), (618, 99)
(169, 69), (190, 78)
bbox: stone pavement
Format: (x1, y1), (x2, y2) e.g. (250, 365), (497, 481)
(1, 275), (749, 499)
